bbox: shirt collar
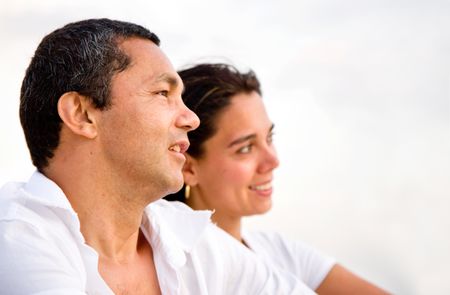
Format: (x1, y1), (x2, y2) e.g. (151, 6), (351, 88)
(143, 199), (212, 253)
(23, 172), (212, 249)
(23, 171), (212, 263)
(23, 170), (76, 212)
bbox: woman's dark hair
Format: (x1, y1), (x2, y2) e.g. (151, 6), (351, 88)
(164, 63), (261, 202)
(19, 18), (160, 171)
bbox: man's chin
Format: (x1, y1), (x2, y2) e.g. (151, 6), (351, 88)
(171, 181), (185, 194)
(165, 173), (184, 194)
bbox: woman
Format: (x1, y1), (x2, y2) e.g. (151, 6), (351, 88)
(166, 63), (389, 294)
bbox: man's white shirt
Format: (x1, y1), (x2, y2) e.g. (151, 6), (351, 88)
(0, 171), (315, 294)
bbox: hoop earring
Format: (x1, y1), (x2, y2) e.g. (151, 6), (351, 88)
(184, 185), (191, 199)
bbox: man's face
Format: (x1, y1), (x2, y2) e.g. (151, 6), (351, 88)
(96, 37), (199, 199)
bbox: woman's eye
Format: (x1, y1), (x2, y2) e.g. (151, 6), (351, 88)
(237, 145), (252, 154)
(267, 132), (275, 144)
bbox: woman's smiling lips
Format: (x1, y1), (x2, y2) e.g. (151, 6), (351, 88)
(249, 181), (273, 196)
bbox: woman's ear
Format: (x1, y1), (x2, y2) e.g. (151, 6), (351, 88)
(182, 154), (199, 186)
(57, 92), (97, 139)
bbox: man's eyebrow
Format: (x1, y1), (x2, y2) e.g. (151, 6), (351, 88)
(154, 73), (180, 87)
(227, 124), (275, 148)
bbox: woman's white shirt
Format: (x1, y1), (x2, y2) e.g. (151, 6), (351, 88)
(243, 230), (336, 291)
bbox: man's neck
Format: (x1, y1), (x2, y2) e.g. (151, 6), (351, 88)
(98, 231), (162, 295)
(78, 201), (144, 260)
(43, 130), (164, 293)
(44, 159), (153, 259)
(45, 164), (162, 294)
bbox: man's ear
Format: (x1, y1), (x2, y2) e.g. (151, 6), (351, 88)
(182, 154), (199, 186)
(57, 92), (97, 139)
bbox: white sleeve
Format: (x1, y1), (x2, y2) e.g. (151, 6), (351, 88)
(291, 239), (335, 290)
(0, 220), (87, 295)
(248, 231), (336, 290)
(192, 225), (317, 294)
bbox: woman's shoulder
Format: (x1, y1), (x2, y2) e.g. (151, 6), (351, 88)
(243, 229), (336, 290)
(243, 229), (336, 269)
(243, 229), (310, 252)
(243, 230), (278, 245)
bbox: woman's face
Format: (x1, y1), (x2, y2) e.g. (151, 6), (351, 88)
(188, 91), (279, 218)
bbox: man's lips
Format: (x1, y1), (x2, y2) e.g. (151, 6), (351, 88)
(169, 140), (189, 154)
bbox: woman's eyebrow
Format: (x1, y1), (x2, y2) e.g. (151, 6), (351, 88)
(228, 124), (275, 148)
(228, 134), (256, 148)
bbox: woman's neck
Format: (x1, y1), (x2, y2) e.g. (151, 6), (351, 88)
(186, 192), (245, 244)
(211, 213), (243, 243)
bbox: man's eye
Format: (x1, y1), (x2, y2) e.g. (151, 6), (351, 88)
(157, 90), (169, 97)
(237, 145), (252, 154)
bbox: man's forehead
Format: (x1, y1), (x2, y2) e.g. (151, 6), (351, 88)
(119, 38), (182, 87)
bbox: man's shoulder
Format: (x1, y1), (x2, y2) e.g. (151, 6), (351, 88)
(0, 181), (29, 220)
(0, 180), (26, 198)
(0, 177), (78, 244)
(0, 181), (87, 293)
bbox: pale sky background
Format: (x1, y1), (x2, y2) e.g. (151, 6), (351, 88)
(1, 1), (449, 294)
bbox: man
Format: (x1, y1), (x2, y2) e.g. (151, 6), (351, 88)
(0, 19), (312, 294)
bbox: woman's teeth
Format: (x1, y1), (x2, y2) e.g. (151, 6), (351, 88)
(250, 183), (272, 191)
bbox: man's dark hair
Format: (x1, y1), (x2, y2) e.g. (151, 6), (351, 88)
(165, 63), (261, 202)
(19, 18), (160, 171)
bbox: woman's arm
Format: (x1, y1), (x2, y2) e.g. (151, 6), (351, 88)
(316, 264), (390, 294)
